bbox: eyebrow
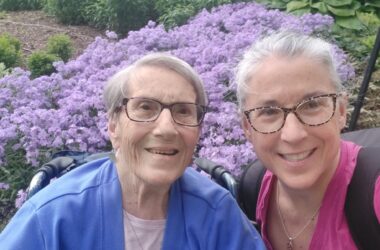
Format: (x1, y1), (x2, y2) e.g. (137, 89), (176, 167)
(256, 90), (331, 108)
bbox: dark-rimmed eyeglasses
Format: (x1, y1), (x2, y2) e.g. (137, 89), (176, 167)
(243, 93), (340, 134)
(119, 97), (207, 127)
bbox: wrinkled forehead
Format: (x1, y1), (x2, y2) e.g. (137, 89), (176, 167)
(242, 55), (336, 108)
(127, 65), (197, 102)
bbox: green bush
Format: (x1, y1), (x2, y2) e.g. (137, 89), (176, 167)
(44, 0), (92, 25)
(0, 33), (22, 69)
(155, 0), (235, 29)
(0, 0), (44, 10)
(157, 3), (197, 29)
(83, 0), (113, 30)
(84, 0), (157, 35)
(0, 62), (11, 77)
(255, 0), (380, 30)
(27, 51), (59, 78)
(107, 0), (157, 35)
(46, 34), (73, 62)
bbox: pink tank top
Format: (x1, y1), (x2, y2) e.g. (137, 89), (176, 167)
(256, 140), (380, 250)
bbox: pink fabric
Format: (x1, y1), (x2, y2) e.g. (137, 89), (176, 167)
(256, 140), (380, 250)
(375, 177), (380, 221)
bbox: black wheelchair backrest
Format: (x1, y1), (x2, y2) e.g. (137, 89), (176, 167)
(27, 152), (238, 200)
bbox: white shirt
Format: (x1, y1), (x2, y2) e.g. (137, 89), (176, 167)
(123, 210), (166, 250)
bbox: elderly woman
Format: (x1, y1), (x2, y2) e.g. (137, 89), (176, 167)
(235, 31), (380, 250)
(0, 53), (265, 250)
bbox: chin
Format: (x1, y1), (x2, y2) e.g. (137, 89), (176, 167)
(280, 172), (321, 190)
(144, 171), (182, 187)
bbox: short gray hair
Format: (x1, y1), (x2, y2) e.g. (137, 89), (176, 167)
(235, 31), (344, 110)
(104, 52), (208, 118)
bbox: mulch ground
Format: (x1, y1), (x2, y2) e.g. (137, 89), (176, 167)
(0, 10), (104, 58)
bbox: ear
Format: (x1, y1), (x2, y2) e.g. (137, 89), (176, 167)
(337, 93), (348, 130)
(108, 116), (121, 150)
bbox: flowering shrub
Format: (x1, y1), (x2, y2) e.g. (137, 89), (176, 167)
(0, 2), (354, 177)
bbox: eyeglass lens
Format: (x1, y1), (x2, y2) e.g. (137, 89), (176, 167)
(126, 98), (204, 126)
(247, 95), (336, 133)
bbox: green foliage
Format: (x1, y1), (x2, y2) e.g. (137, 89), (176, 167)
(0, 0), (44, 10)
(83, 0), (113, 30)
(0, 62), (11, 77)
(0, 143), (34, 231)
(46, 34), (73, 62)
(0, 33), (22, 69)
(84, 0), (159, 35)
(27, 51), (59, 78)
(106, 0), (157, 35)
(332, 11), (379, 63)
(256, 0), (380, 30)
(158, 3), (197, 29)
(44, 0), (91, 25)
(155, 0), (236, 29)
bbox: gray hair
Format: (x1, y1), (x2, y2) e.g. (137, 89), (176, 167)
(104, 52), (208, 118)
(235, 31), (344, 110)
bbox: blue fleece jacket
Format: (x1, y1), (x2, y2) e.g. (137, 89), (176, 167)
(0, 158), (265, 250)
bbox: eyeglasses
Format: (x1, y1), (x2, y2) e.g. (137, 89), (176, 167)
(120, 97), (207, 127)
(244, 93), (340, 134)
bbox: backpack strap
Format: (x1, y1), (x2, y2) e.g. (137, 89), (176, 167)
(344, 146), (380, 250)
(238, 159), (266, 232)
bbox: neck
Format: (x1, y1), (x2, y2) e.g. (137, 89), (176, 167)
(277, 181), (323, 211)
(116, 164), (170, 220)
(122, 180), (170, 220)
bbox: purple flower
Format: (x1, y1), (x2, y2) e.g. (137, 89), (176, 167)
(0, 2), (354, 176)
(15, 189), (27, 208)
(0, 182), (10, 190)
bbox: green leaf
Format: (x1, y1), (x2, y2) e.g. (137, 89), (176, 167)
(290, 7), (311, 16)
(365, 0), (380, 8)
(356, 11), (380, 27)
(253, 0), (272, 5)
(311, 2), (328, 13)
(323, 0), (352, 7)
(351, 1), (361, 10)
(335, 16), (364, 30)
(270, 0), (287, 9)
(360, 35), (376, 49)
(327, 5), (355, 16)
(287, 1), (309, 12)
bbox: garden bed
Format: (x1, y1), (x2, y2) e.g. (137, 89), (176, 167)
(0, 10), (104, 58)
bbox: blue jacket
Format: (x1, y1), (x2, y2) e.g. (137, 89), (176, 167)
(0, 158), (265, 250)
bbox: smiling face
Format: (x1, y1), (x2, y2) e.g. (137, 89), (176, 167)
(108, 65), (200, 188)
(242, 55), (347, 190)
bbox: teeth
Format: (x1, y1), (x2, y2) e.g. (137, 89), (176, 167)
(282, 150), (312, 162)
(147, 149), (178, 156)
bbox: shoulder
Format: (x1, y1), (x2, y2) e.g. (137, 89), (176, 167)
(178, 167), (232, 209)
(26, 157), (118, 210)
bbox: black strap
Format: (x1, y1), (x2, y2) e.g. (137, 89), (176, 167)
(345, 147), (380, 250)
(238, 159), (266, 231)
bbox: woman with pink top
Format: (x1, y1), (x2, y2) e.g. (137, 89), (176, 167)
(235, 31), (380, 250)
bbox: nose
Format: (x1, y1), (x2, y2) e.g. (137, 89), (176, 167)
(280, 112), (307, 143)
(152, 108), (178, 138)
